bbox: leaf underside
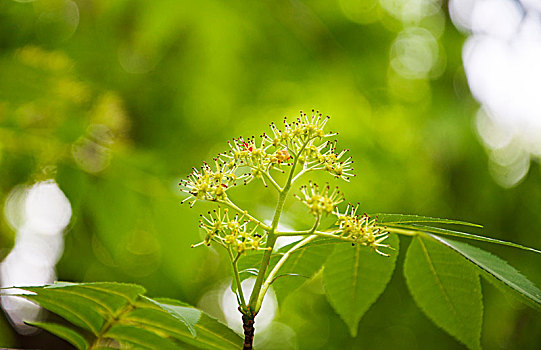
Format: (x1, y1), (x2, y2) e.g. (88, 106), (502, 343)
(25, 321), (89, 350)
(374, 213), (483, 228)
(431, 235), (541, 310)
(404, 235), (483, 350)
(323, 234), (399, 337)
(385, 223), (541, 254)
(12, 282), (242, 350)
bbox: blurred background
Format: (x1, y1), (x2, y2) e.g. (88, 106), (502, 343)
(0, 0), (540, 348)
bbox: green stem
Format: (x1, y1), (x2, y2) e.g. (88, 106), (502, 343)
(256, 234), (317, 310)
(262, 171), (282, 192)
(220, 198), (271, 231)
(247, 137), (312, 314)
(383, 226), (417, 236)
(278, 225), (420, 239)
(274, 214), (322, 236)
(229, 249), (247, 310)
(275, 230), (321, 236)
(246, 189), (287, 313)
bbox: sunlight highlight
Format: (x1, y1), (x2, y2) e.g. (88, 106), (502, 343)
(450, 0), (541, 187)
(1, 180), (71, 333)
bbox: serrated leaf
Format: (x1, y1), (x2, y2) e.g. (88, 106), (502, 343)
(143, 296), (200, 337)
(431, 235), (541, 310)
(26, 321), (89, 350)
(17, 282), (145, 335)
(135, 298), (243, 350)
(44, 282), (143, 315)
(323, 234), (398, 337)
(385, 223), (541, 254)
(404, 234), (482, 350)
(20, 291), (105, 334)
(7, 282), (242, 350)
(374, 213), (482, 227)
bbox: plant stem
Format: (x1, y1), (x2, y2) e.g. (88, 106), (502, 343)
(256, 234), (317, 309)
(262, 171), (282, 192)
(247, 137), (312, 314)
(383, 226), (417, 236)
(274, 214), (322, 236)
(220, 198), (271, 231)
(246, 187), (287, 312)
(229, 249), (247, 309)
(242, 314), (255, 350)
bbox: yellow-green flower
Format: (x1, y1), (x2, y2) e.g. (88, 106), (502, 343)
(295, 181), (344, 216)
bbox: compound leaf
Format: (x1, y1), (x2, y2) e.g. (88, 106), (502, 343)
(135, 297), (242, 350)
(9, 282), (242, 350)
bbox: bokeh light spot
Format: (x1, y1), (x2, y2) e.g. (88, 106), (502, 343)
(390, 27), (439, 79)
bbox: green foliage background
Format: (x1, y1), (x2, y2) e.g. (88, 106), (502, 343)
(0, 0), (540, 348)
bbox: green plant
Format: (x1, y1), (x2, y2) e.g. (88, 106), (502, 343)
(5, 111), (541, 349)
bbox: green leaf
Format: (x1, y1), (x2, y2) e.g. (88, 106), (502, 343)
(47, 282), (144, 314)
(404, 234), (482, 350)
(386, 223), (541, 254)
(8, 282), (243, 350)
(26, 321), (89, 350)
(323, 234), (399, 337)
(374, 213), (482, 228)
(18, 282), (146, 335)
(143, 296), (201, 337)
(431, 235), (541, 310)
(104, 324), (181, 349)
(237, 251), (266, 272)
(20, 291), (105, 334)
(271, 239), (335, 305)
(135, 297), (243, 350)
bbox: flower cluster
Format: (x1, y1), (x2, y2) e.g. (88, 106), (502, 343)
(294, 182), (344, 216)
(179, 111), (356, 208)
(179, 112), (378, 258)
(180, 159), (244, 207)
(298, 140), (355, 181)
(263, 110), (335, 150)
(219, 136), (288, 187)
(333, 204), (390, 256)
(194, 207), (269, 254)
